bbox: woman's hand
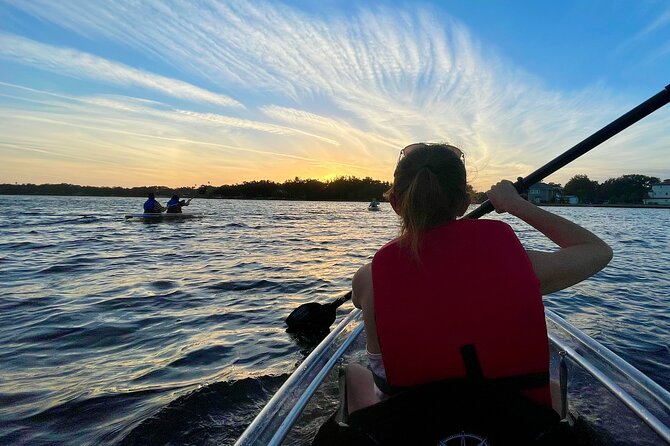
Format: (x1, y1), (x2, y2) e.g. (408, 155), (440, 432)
(486, 180), (526, 214)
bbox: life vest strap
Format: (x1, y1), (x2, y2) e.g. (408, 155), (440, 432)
(375, 343), (549, 396)
(461, 344), (484, 381)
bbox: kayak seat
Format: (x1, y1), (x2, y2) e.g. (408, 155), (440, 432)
(313, 367), (578, 446)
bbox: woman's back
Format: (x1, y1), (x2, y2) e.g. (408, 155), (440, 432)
(370, 219), (551, 405)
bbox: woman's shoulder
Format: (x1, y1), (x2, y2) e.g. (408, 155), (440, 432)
(354, 262), (372, 278)
(425, 218), (514, 235)
(421, 219), (521, 249)
(453, 218), (516, 235)
(459, 217), (510, 227)
(374, 237), (402, 256)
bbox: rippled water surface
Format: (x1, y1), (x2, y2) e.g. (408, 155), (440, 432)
(1, 196), (668, 445)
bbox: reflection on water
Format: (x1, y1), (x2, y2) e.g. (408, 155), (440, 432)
(0, 196), (668, 444)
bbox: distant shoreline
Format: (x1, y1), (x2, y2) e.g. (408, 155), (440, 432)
(538, 203), (670, 209)
(0, 193), (382, 203)
(0, 177), (393, 202)
(3, 193), (669, 208)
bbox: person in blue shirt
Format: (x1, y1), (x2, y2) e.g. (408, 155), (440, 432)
(166, 195), (190, 213)
(143, 193), (165, 213)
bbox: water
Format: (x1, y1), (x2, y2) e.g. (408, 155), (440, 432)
(1, 196), (668, 445)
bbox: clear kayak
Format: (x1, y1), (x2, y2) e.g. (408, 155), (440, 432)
(236, 308), (670, 445)
(124, 213), (203, 220)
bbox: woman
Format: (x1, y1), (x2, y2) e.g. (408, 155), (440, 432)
(143, 192), (165, 213)
(166, 195), (190, 213)
(347, 143), (613, 415)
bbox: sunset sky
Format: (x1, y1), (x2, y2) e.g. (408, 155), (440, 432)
(1, 1), (669, 191)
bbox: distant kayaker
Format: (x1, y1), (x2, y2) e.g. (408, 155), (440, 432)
(143, 193), (165, 214)
(166, 195), (190, 213)
(347, 143), (613, 415)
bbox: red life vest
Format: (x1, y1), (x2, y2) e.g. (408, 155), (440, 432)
(372, 218), (551, 406)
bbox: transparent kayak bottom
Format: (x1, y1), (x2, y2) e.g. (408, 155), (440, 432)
(236, 309), (670, 446)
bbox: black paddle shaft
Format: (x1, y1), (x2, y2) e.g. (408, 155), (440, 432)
(466, 84), (670, 219)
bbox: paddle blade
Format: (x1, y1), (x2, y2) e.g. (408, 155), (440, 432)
(285, 291), (352, 332)
(285, 302), (336, 332)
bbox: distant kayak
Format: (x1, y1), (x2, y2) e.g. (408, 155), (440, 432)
(124, 213), (203, 220)
(367, 204), (380, 211)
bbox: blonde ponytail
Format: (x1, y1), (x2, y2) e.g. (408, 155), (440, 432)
(391, 144), (467, 261)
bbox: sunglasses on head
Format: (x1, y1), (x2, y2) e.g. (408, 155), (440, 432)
(397, 143), (465, 166)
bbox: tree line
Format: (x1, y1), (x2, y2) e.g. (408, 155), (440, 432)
(0, 177), (394, 202)
(206, 176), (392, 201)
(0, 173), (662, 204)
(0, 183), (198, 198)
(562, 174), (660, 204)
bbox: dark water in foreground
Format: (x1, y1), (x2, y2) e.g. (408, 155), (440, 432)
(1, 196), (668, 445)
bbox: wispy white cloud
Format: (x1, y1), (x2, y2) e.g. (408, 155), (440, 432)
(172, 109), (340, 146)
(0, 82), (367, 186)
(3, 111), (358, 166)
(0, 82), (340, 150)
(614, 6), (670, 62)
(0, 33), (242, 108)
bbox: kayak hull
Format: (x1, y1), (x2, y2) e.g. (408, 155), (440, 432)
(236, 309), (670, 446)
(124, 213), (202, 220)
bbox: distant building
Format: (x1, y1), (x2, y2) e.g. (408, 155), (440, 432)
(564, 195), (579, 204)
(643, 179), (670, 205)
(528, 182), (562, 204)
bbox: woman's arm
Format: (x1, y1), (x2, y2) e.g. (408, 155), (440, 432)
(487, 180), (613, 295)
(352, 262), (372, 309)
(351, 262), (382, 354)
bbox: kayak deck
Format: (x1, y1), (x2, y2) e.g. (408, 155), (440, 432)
(236, 309), (670, 445)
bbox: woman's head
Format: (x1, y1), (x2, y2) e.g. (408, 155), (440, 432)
(387, 143), (469, 256)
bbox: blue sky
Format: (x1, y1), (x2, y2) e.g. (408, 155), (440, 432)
(0, 0), (668, 189)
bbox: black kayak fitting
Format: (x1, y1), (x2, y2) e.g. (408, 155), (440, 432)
(312, 369), (574, 446)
